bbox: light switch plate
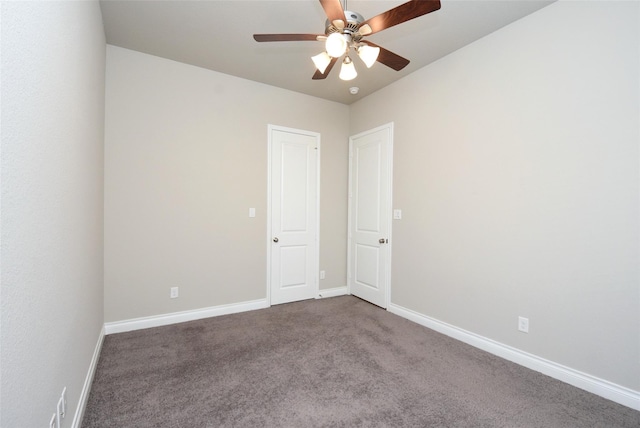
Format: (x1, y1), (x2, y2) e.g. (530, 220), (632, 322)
(393, 209), (402, 220)
(249, 208), (256, 218)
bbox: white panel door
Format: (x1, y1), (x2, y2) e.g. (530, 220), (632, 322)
(348, 123), (393, 308)
(269, 125), (319, 305)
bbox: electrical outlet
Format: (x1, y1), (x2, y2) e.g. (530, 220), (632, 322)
(518, 316), (529, 333)
(320, 270), (326, 280)
(170, 287), (179, 298)
(60, 387), (67, 419)
(49, 413), (57, 428)
(56, 396), (64, 426)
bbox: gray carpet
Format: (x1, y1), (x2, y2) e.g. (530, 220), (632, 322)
(82, 296), (640, 427)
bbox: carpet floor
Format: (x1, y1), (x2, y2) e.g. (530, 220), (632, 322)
(82, 296), (640, 427)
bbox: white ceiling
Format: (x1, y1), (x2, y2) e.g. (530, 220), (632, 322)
(100, 0), (554, 105)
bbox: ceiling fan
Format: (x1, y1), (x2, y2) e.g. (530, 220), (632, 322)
(253, 0), (441, 81)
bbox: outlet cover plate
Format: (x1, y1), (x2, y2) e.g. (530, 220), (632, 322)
(57, 396), (64, 424)
(61, 387), (67, 418)
(518, 316), (529, 333)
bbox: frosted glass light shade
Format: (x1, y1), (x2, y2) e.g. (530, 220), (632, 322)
(325, 33), (348, 58)
(311, 52), (332, 74)
(339, 56), (357, 81)
(357, 45), (380, 68)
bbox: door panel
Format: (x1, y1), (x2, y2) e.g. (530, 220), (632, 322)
(349, 124), (393, 308)
(269, 126), (319, 305)
(356, 143), (382, 232)
(280, 245), (307, 288)
(281, 143), (310, 231)
(355, 244), (379, 289)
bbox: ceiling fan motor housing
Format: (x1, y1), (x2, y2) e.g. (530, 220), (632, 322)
(326, 10), (365, 42)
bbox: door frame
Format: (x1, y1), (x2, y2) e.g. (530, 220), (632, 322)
(347, 122), (394, 308)
(266, 124), (321, 306)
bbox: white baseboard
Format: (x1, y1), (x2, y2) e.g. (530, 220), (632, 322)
(317, 286), (348, 299)
(71, 326), (105, 428)
(388, 302), (640, 412)
(104, 298), (269, 335)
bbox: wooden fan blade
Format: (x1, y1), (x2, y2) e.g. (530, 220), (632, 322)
(312, 57), (339, 80)
(361, 41), (410, 71)
(319, 0), (346, 27)
(253, 34), (322, 42)
(359, 0), (441, 36)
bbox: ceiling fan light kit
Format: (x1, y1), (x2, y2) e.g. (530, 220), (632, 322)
(357, 45), (380, 68)
(253, 0), (441, 82)
(339, 56), (357, 81)
(325, 32), (349, 58)
(311, 52), (332, 74)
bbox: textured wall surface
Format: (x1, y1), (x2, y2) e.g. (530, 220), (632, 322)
(0, 1), (105, 426)
(350, 1), (639, 391)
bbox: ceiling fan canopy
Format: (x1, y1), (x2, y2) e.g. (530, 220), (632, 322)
(253, 0), (441, 81)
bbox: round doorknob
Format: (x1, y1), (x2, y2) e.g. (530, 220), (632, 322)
(273, 237), (279, 243)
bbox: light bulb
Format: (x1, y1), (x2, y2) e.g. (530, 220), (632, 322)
(339, 56), (357, 81)
(325, 33), (348, 58)
(357, 45), (380, 68)
(311, 52), (331, 74)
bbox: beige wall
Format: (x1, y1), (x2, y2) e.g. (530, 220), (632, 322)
(351, 1), (639, 390)
(104, 46), (349, 322)
(101, 0), (639, 401)
(0, 1), (106, 427)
